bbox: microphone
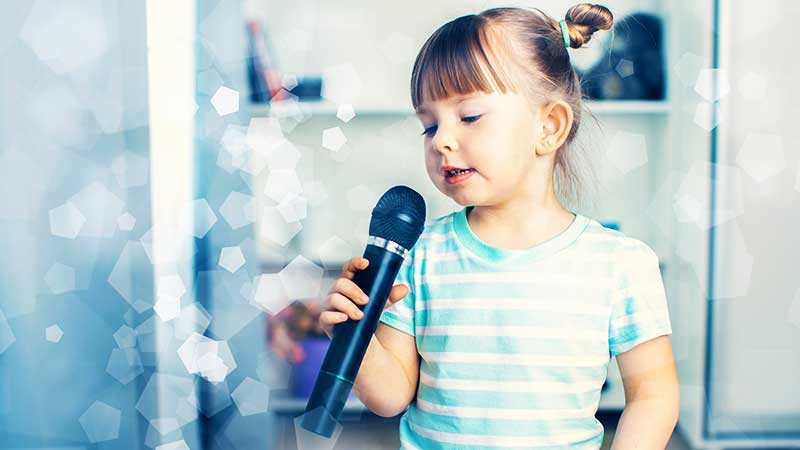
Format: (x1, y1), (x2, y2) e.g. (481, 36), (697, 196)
(299, 185), (426, 438)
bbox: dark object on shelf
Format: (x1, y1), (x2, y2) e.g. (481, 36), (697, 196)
(245, 18), (323, 103)
(245, 19), (290, 103)
(577, 13), (665, 100)
(287, 76), (323, 101)
(246, 20), (270, 103)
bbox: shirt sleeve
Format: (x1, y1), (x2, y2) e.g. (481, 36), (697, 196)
(378, 249), (416, 336)
(608, 241), (673, 356)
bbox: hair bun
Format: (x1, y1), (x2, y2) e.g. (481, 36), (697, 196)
(564, 3), (614, 48)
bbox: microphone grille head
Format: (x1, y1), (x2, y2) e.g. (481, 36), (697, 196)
(369, 185), (427, 250)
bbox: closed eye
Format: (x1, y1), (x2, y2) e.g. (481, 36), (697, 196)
(420, 115), (482, 136)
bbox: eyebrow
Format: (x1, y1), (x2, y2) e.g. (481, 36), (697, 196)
(415, 94), (484, 115)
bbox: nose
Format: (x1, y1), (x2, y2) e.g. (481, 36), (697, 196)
(431, 124), (458, 155)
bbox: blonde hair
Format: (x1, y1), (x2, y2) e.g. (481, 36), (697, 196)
(410, 4), (614, 212)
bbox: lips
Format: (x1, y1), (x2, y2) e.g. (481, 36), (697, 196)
(441, 165), (476, 185)
(441, 165), (475, 177)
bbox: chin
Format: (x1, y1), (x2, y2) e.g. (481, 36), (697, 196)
(442, 189), (475, 207)
(431, 180), (480, 206)
(450, 196), (472, 206)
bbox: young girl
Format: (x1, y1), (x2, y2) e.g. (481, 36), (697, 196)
(320, 4), (679, 449)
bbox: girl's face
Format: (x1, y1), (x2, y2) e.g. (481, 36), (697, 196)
(415, 89), (545, 207)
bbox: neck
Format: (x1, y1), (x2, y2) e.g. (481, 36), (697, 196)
(465, 183), (574, 250)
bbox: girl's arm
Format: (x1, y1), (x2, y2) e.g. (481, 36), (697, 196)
(611, 335), (680, 449)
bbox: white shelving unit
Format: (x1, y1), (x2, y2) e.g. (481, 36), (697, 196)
(250, 99), (672, 117)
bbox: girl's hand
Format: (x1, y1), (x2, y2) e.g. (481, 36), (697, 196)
(319, 257), (410, 339)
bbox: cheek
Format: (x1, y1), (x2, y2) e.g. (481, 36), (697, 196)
(424, 152), (435, 170)
(424, 154), (440, 180)
(481, 150), (527, 180)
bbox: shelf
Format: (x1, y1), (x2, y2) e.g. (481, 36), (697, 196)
(583, 100), (671, 114)
(249, 99), (671, 117)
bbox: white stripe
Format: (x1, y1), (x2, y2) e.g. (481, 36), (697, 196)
(423, 251), (625, 265)
(420, 351), (607, 367)
(399, 437), (423, 450)
(422, 271), (617, 288)
(419, 370), (598, 394)
(420, 251), (463, 262)
(417, 230), (455, 242)
(415, 397), (596, 421)
(419, 298), (609, 316)
(410, 404), (600, 446)
(426, 215), (454, 226)
(610, 312), (653, 329)
(619, 282), (664, 298)
(383, 305), (413, 318)
(578, 232), (626, 242)
(418, 216), (639, 251)
(416, 325), (606, 340)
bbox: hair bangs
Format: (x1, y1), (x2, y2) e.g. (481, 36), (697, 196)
(411, 16), (516, 110)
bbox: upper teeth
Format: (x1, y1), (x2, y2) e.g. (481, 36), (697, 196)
(448, 169), (470, 176)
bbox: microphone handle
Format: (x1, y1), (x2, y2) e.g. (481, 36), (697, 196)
(301, 242), (405, 436)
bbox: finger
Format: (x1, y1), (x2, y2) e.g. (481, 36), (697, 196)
(334, 278), (370, 305)
(320, 310), (348, 326)
(341, 257), (369, 280)
(329, 293), (365, 320)
(384, 284), (410, 309)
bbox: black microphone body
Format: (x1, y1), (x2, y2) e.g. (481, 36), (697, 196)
(300, 186), (426, 438)
(301, 241), (404, 435)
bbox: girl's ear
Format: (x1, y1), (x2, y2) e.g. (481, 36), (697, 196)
(536, 100), (574, 155)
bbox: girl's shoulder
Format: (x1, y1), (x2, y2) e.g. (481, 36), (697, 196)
(577, 217), (659, 262)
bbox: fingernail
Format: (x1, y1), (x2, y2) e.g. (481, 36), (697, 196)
(362, 295), (369, 303)
(356, 310), (363, 318)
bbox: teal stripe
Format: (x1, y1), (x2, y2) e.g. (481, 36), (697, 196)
(423, 309), (607, 328)
(618, 297), (638, 314)
(399, 412), (605, 449)
(320, 369), (353, 385)
(416, 382), (598, 410)
(609, 326), (671, 355)
(417, 335), (608, 356)
(416, 282), (614, 300)
(419, 224), (630, 258)
(421, 360), (609, 382)
(408, 405), (602, 437)
(610, 323), (670, 344)
(425, 256), (615, 278)
(379, 312), (414, 336)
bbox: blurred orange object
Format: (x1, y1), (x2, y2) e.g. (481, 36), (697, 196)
(266, 300), (327, 364)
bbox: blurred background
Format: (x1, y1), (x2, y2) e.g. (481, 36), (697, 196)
(1, 0), (799, 449)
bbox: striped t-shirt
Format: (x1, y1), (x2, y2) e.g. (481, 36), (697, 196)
(378, 205), (673, 449)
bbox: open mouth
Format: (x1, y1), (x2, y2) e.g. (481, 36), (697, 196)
(443, 167), (475, 184)
(445, 168), (474, 177)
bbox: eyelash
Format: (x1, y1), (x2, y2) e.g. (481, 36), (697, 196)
(420, 115), (482, 136)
